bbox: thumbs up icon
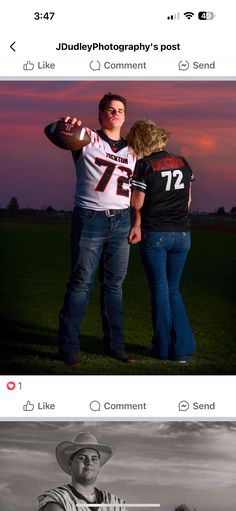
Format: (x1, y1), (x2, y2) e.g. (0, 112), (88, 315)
(23, 400), (34, 411)
(23, 61), (34, 71)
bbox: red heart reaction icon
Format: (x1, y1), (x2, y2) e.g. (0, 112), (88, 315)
(7, 381), (16, 391)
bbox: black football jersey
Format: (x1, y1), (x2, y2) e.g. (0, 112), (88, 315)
(131, 150), (195, 231)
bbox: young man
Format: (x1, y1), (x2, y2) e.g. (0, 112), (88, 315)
(50, 93), (136, 366)
(38, 432), (127, 511)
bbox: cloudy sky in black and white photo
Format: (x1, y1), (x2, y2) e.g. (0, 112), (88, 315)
(0, 421), (236, 511)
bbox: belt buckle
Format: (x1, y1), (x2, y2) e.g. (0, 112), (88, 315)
(105, 209), (115, 217)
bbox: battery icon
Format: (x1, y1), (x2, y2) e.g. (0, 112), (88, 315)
(198, 11), (215, 20)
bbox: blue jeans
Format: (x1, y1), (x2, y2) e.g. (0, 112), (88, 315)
(140, 231), (195, 361)
(59, 207), (131, 364)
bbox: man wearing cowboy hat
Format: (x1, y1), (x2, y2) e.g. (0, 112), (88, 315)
(38, 432), (127, 511)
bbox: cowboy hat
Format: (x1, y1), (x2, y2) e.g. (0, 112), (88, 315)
(56, 432), (116, 475)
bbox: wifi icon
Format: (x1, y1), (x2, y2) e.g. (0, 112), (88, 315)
(184, 11), (194, 19)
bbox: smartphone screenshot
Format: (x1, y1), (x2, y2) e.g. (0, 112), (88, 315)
(0, 3), (236, 509)
(0, 2), (235, 375)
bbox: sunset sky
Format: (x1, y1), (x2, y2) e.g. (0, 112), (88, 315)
(0, 421), (236, 511)
(0, 81), (235, 212)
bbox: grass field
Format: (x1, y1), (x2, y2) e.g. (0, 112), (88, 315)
(0, 218), (235, 375)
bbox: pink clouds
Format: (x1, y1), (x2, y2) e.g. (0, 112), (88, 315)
(0, 81), (236, 211)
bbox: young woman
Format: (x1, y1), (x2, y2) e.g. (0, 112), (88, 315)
(128, 120), (196, 363)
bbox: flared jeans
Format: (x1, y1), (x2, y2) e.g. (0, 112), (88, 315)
(140, 231), (196, 361)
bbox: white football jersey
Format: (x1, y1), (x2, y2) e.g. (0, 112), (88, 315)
(73, 128), (136, 210)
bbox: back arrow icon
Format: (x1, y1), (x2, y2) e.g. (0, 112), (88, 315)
(10, 42), (16, 52)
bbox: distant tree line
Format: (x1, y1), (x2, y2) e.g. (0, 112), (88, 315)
(0, 197), (71, 218)
(217, 206), (236, 215)
(7, 196), (20, 216)
(1, 197), (236, 218)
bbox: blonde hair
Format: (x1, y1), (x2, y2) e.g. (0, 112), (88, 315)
(127, 119), (170, 158)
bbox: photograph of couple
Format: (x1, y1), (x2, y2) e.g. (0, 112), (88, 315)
(0, 81), (235, 375)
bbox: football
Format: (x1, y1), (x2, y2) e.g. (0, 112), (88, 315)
(44, 120), (91, 150)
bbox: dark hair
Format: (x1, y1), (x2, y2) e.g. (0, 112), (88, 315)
(70, 448), (100, 464)
(99, 92), (127, 113)
(98, 93), (127, 126)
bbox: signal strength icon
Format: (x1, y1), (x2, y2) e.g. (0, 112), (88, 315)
(167, 12), (180, 20)
(184, 11), (194, 19)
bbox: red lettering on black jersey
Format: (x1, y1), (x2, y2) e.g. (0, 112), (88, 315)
(149, 156), (185, 171)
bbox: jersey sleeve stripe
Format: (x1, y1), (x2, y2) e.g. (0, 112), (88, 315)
(131, 180), (147, 191)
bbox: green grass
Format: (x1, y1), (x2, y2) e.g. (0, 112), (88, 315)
(0, 220), (235, 374)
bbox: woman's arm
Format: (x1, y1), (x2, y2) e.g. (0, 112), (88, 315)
(128, 190), (145, 244)
(188, 183), (192, 210)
